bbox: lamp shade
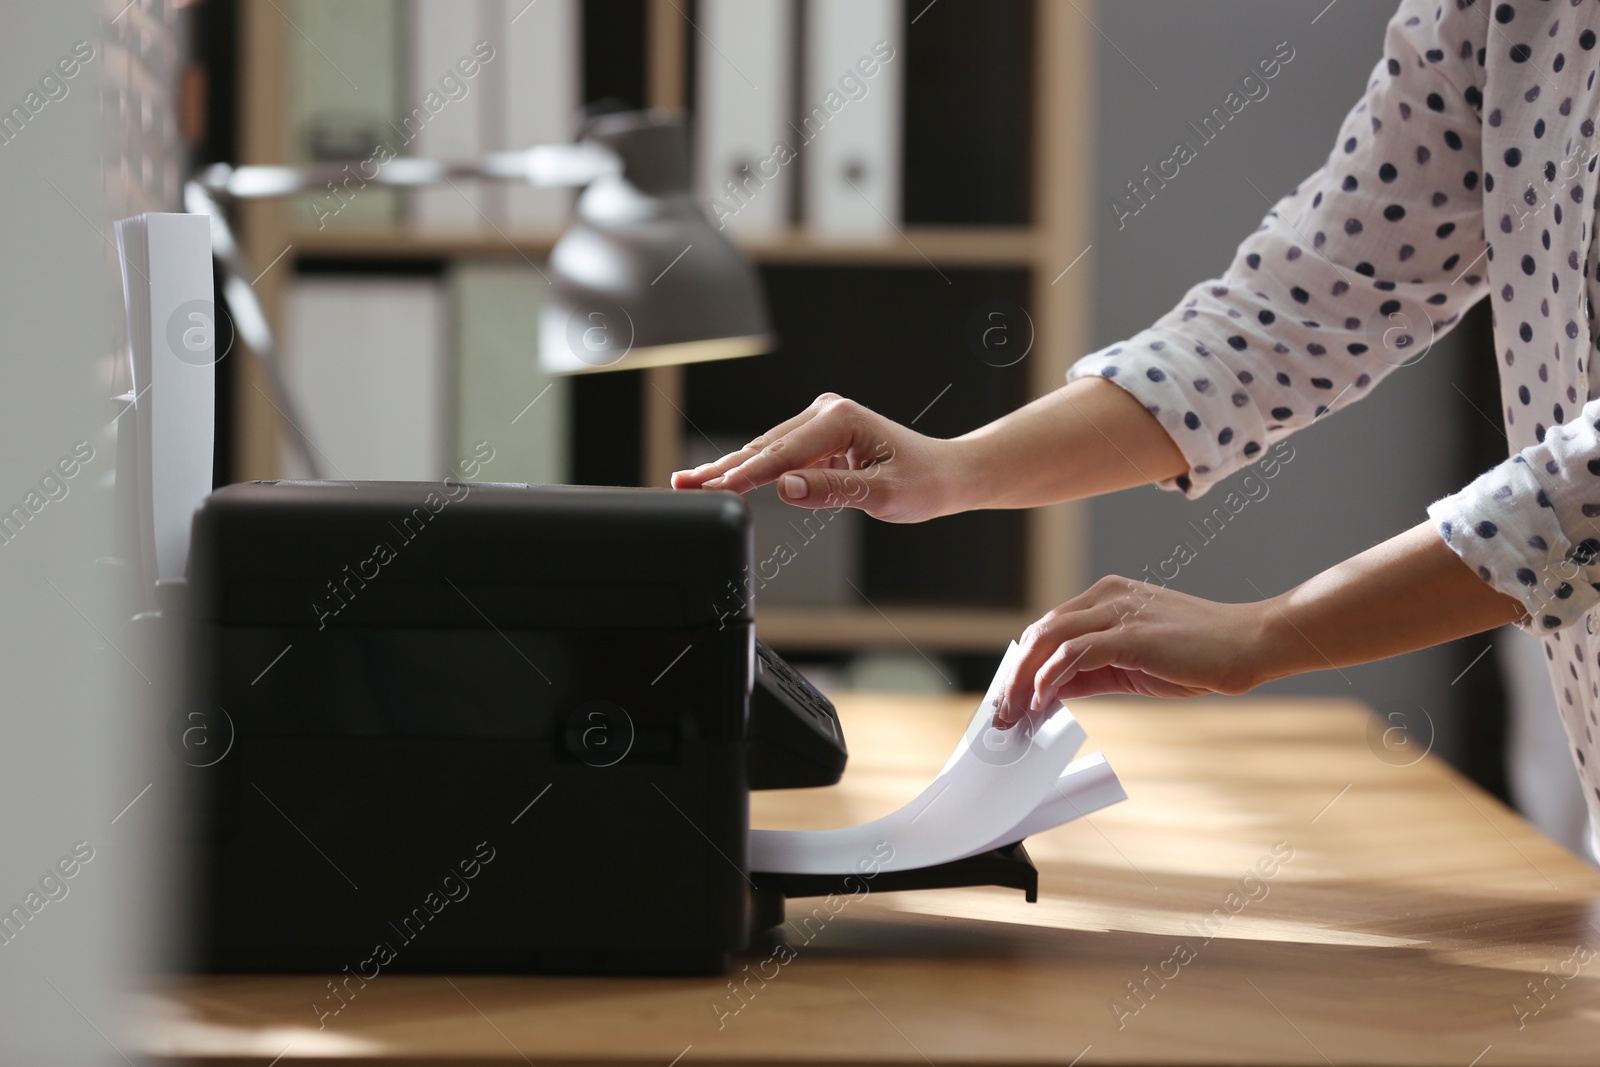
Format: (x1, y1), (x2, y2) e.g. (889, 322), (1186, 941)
(538, 110), (775, 374)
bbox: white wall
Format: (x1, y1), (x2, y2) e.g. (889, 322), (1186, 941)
(0, 3), (161, 1063)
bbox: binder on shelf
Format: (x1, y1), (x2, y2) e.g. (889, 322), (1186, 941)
(801, 0), (904, 235)
(497, 0), (579, 230)
(282, 276), (447, 480)
(113, 212), (216, 590)
(287, 0), (404, 229)
(450, 263), (569, 484)
(695, 0), (795, 234)
(406, 0), (489, 231)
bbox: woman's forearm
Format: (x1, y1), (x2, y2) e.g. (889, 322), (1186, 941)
(952, 377), (1190, 511)
(1258, 520), (1527, 684)
(994, 518), (1531, 720)
(671, 377), (1189, 524)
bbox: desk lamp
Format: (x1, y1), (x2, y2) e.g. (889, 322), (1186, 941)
(186, 109), (773, 478)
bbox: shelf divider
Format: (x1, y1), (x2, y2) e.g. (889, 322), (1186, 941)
(1025, 0), (1095, 617)
(289, 224), (1040, 268)
(756, 606), (1037, 653)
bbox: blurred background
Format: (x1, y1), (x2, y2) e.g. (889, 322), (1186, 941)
(0, 0), (1581, 1055)
(194, 0), (1524, 800)
(181, 1), (1557, 816)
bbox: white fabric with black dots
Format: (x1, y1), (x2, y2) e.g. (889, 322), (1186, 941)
(1068, 0), (1600, 841)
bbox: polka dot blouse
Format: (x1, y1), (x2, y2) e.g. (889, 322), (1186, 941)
(1068, 0), (1600, 847)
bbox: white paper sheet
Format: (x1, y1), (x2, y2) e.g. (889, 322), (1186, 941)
(955, 752), (1127, 862)
(748, 642), (1128, 875)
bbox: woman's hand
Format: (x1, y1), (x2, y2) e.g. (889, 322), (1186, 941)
(992, 521), (1529, 728)
(993, 577), (1277, 727)
(671, 378), (1195, 520)
(669, 393), (972, 523)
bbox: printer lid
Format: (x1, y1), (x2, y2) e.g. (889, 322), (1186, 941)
(187, 481), (753, 631)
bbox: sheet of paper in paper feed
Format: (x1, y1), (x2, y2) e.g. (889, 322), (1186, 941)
(748, 641), (1127, 875)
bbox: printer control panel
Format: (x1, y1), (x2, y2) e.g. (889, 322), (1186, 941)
(748, 638), (847, 789)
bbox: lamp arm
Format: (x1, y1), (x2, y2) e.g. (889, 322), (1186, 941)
(184, 141), (617, 482)
(184, 179), (326, 480)
(194, 142), (619, 200)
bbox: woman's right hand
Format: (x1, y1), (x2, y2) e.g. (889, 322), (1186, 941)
(669, 393), (973, 523)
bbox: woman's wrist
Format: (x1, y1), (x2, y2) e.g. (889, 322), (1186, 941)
(1244, 594), (1319, 689)
(935, 433), (1001, 515)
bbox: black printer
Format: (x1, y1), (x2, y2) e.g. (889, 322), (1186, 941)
(179, 480), (1033, 977)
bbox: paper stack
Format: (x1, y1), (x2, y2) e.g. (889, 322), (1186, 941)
(750, 641), (1126, 875)
(114, 212), (215, 594)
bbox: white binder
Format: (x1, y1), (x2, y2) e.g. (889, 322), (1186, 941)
(451, 263), (569, 484)
(696, 0), (795, 234)
(499, 0), (579, 230)
(802, 0), (904, 235)
(283, 277), (447, 481)
(288, 0), (405, 228)
(407, 0), (490, 231)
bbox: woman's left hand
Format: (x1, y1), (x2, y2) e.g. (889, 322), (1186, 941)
(992, 576), (1278, 727)
(992, 522), (1532, 729)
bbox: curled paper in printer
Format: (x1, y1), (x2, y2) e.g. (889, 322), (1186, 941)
(748, 641), (1127, 875)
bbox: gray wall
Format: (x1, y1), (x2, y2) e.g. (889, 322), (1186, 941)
(0, 3), (168, 1061)
(1087, 1), (1486, 764)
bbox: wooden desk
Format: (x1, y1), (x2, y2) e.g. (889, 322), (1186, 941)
(129, 694), (1600, 1065)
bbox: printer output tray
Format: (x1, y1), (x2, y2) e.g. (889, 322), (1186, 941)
(748, 841), (1037, 937)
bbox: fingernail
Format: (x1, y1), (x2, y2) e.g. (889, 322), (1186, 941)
(704, 475), (725, 489)
(780, 473), (807, 500)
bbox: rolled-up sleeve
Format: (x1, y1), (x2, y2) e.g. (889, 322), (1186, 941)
(1429, 402), (1600, 634)
(1069, 0), (1488, 498)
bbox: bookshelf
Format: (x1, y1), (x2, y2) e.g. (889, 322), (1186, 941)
(291, 225), (1040, 267)
(231, 0), (1093, 653)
